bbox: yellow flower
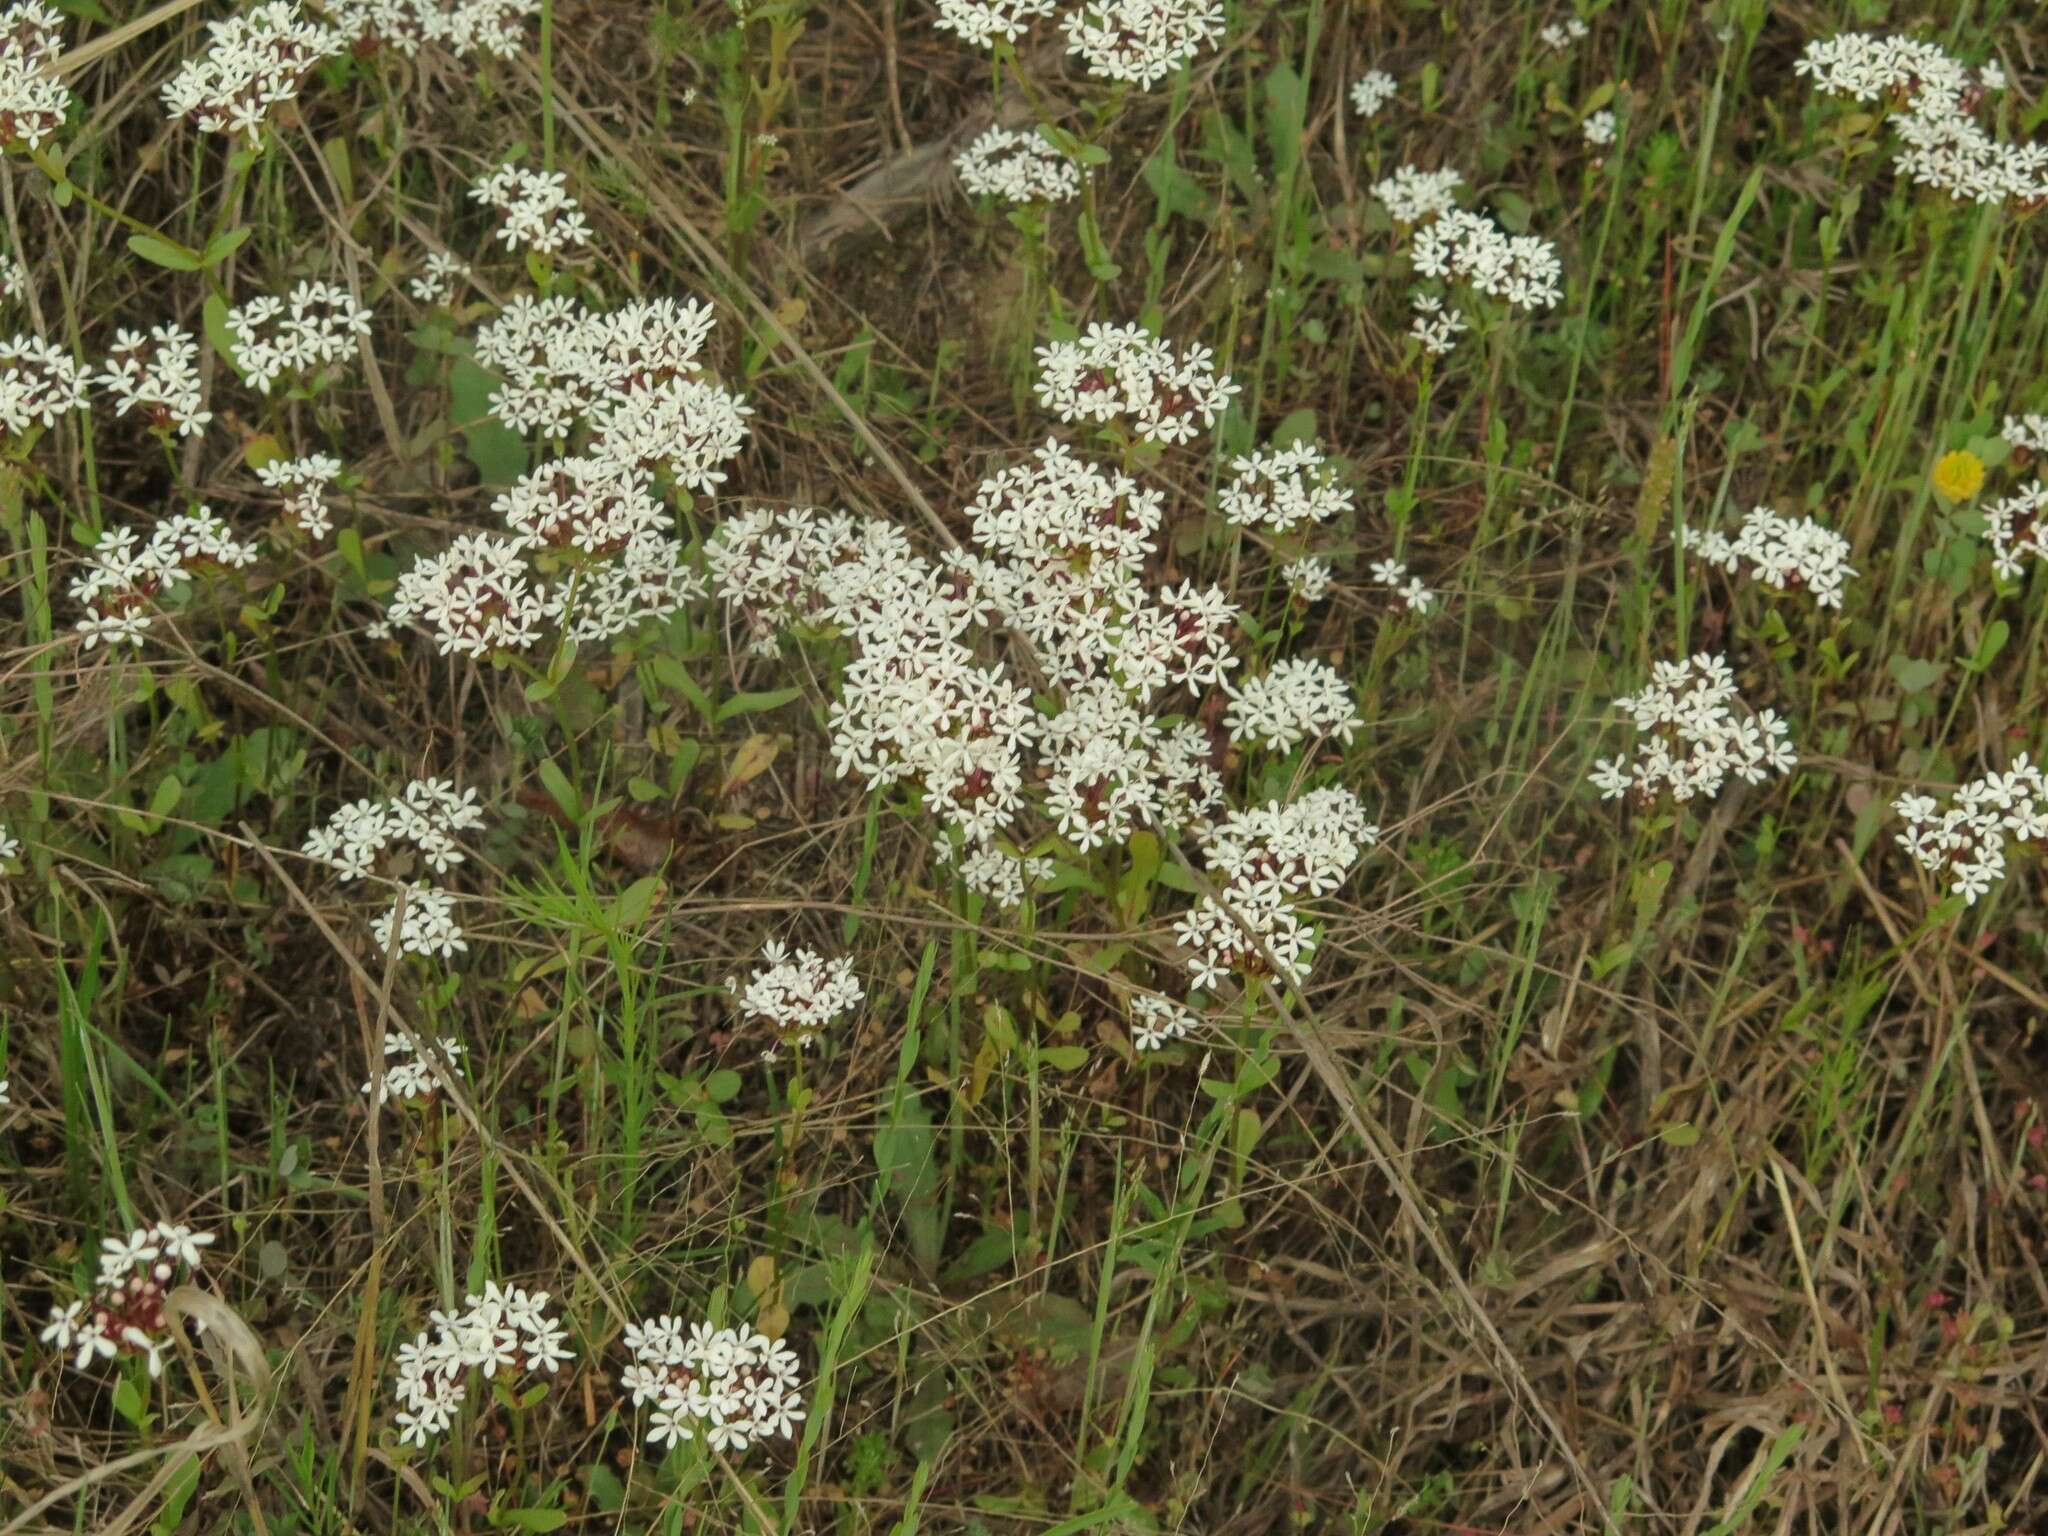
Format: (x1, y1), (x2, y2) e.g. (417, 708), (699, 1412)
(1932, 449), (1985, 502)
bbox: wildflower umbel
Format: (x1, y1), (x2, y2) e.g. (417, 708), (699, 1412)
(225, 282), (373, 395)
(1588, 652), (1797, 804)
(1894, 756), (2048, 905)
(0, 2), (74, 152)
(1984, 482), (2048, 583)
(620, 1317), (807, 1455)
(256, 453), (343, 539)
(1372, 165), (1463, 224)
(1130, 993), (1198, 1051)
(1218, 442), (1352, 535)
(68, 509), (261, 650)
(0, 333), (88, 436)
(732, 941), (864, 1056)
(1349, 69), (1396, 120)
(158, 2), (342, 142)
(38, 1220), (217, 1378)
(391, 1282), (574, 1447)
(1685, 507), (1857, 610)
(364, 1030), (466, 1105)
(1797, 33), (2048, 208)
(96, 326), (212, 438)
(470, 163), (592, 256)
(954, 126), (1083, 204)
(1035, 323), (1239, 444)
(1062, 0), (1224, 89)
(1412, 208), (1564, 313)
(303, 780), (485, 962)
(932, 0), (1052, 49)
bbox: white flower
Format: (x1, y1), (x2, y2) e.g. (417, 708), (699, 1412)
(954, 126), (1083, 204)
(67, 508), (260, 650)
(1035, 323), (1238, 444)
(391, 1282), (572, 1446)
(1130, 993), (1196, 1051)
(1218, 442), (1350, 533)
(159, 2), (342, 142)
(0, 1), (74, 151)
(226, 282), (373, 395)
(1411, 208), (1563, 313)
(1539, 17), (1588, 53)
(471, 163), (592, 256)
(1407, 292), (1467, 356)
(1682, 506), (1856, 609)
(0, 825), (19, 861)
(933, 0), (1053, 46)
(257, 452), (343, 538)
(96, 325), (212, 438)
(1591, 651), (1797, 806)
(2001, 413), (2048, 456)
(1063, 0), (1224, 88)
(621, 1316), (806, 1457)
(409, 250), (472, 304)
(1372, 164), (1463, 224)
(1983, 481), (2048, 583)
(1224, 658), (1362, 752)
(0, 333), (88, 435)
(1894, 754), (2048, 906)
(370, 883), (467, 961)
(1349, 69), (1396, 120)
(1582, 108), (1616, 148)
(1280, 557), (1331, 603)
(731, 941), (863, 1054)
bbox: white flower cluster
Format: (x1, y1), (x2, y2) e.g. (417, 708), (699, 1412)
(1223, 657), (1363, 752)
(1797, 34), (2048, 207)
(159, 2), (342, 142)
(1172, 788), (1379, 992)
(2002, 413), (2048, 457)
(226, 282), (373, 395)
(364, 1030), (466, 1105)
(1539, 17), (1588, 53)
(0, 1), (72, 151)
(932, 0), (1052, 48)
(1350, 69), (1396, 119)
(409, 250), (472, 305)
(620, 1317), (806, 1455)
(96, 325), (212, 438)
(731, 940), (863, 1056)
(1984, 481), (2047, 583)
(69, 508), (260, 649)
(303, 780), (483, 960)
(0, 333), (88, 436)
(1368, 558), (1436, 614)
(954, 126), (1082, 204)
(392, 1282), (574, 1447)
(1063, 0), (1225, 88)
(1588, 652), (1796, 804)
(1130, 992), (1197, 1051)
(1218, 442), (1352, 534)
(327, 0), (536, 59)
(1373, 164), (1463, 224)
(39, 1221), (215, 1377)
(1408, 292), (1467, 356)
(705, 324), (1373, 1017)
(1280, 555), (1331, 603)
(471, 164), (592, 256)
(1412, 208), (1564, 313)
(1035, 322), (1238, 444)
(1582, 109), (1616, 148)
(370, 883), (468, 960)
(1685, 506), (1857, 609)
(388, 295), (738, 656)
(471, 293), (728, 439)
(939, 841), (1056, 908)
(256, 452), (343, 539)
(1894, 755), (2047, 905)
(0, 251), (22, 301)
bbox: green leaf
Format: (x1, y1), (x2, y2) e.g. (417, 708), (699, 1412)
(203, 293), (240, 375)
(201, 226), (252, 267)
(1035, 1044), (1090, 1072)
(535, 758), (581, 823)
(1658, 1122), (1701, 1147)
(127, 233), (202, 271)
(448, 358), (528, 487)
(713, 685), (803, 724)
